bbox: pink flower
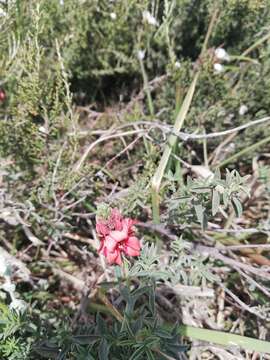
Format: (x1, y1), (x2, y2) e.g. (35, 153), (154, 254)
(96, 208), (141, 265)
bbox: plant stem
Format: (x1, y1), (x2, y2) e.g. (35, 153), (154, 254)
(97, 290), (123, 322)
(215, 134), (270, 169)
(201, 8), (220, 55)
(202, 127), (209, 168)
(179, 325), (270, 354)
(151, 72), (199, 223)
(242, 31), (270, 57)
(150, 7), (219, 224)
(139, 56), (154, 117)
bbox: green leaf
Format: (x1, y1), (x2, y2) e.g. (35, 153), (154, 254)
(132, 285), (150, 299)
(96, 313), (107, 334)
(191, 187), (211, 194)
(194, 204), (207, 229)
(57, 351), (68, 360)
(130, 345), (146, 360)
(99, 281), (118, 290)
(146, 349), (156, 360)
(223, 192), (229, 208)
(98, 338), (109, 360)
(114, 266), (122, 280)
(194, 204), (204, 224)
(214, 168), (221, 180)
(231, 197), (243, 217)
(180, 325), (270, 354)
(131, 316), (144, 334)
(154, 328), (172, 339)
(122, 315), (135, 337)
(148, 286), (155, 315)
(212, 189), (220, 216)
(72, 335), (100, 345)
(34, 343), (59, 359)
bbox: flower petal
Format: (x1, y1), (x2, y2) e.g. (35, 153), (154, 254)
(104, 235), (118, 252)
(114, 252), (122, 265)
(109, 229), (128, 242)
(124, 236), (141, 257)
(126, 236), (141, 250)
(96, 221), (109, 237)
(110, 208), (123, 231)
(98, 239), (105, 253)
(121, 218), (136, 235)
(106, 249), (122, 265)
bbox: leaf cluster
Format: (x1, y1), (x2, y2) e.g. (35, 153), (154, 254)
(165, 169), (250, 228)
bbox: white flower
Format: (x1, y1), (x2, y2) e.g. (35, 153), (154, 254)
(59, 0), (64, 5)
(215, 48), (230, 62)
(213, 63), (224, 73)
(142, 10), (158, 26)
(9, 298), (27, 313)
(239, 104), (248, 116)
(137, 50), (145, 60)
(110, 12), (117, 20)
(0, 7), (6, 17)
(175, 61), (181, 69)
(38, 278), (48, 289)
(38, 126), (47, 134)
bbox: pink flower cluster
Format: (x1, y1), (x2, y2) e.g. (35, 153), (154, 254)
(96, 208), (141, 265)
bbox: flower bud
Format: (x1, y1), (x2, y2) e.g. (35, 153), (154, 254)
(0, 89), (6, 102)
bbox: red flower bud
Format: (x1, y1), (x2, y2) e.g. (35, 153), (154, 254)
(0, 89), (6, 102)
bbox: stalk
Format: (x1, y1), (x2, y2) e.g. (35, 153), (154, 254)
(180, 325), (270, 354)
(151, 72), (199, 223)
(215, 134), (270, 169)
(150, 8), (219, 223)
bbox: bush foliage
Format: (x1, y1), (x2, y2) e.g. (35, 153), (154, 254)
(1, 0), (270, 359)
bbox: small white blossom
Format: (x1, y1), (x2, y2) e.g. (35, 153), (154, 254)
(59, 0), (64, 5)
(213, 63), (224, 73)
(137, 50), (145, 61)
(0, 7), (6, 17)
(38, 278), (49, 289)
(215, 48), (230, 62)
(110, 12), (117, 20)
(9, 298), (27, 313)
(38, 126), (47, 134)
(239, 104), (248, 116)
(142, 10), (158, 26)
(175, 61), (181, 69)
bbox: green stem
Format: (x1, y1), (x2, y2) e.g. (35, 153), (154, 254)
(242, 31), (270, 57)
(200, 8), (219, 55)
(139, 56), (154, 117)
(151, 72), (199, 223)
(202, 127), (209, 168)
(180, 325), (270, 354)
(215, 134), (270, 169)
(150, 7), (219, 224)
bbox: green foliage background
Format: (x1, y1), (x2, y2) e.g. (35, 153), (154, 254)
(1, 0), (270, 358)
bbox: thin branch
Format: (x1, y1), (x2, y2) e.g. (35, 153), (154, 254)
(219, 243), (270, 250)
(139, 116), (270, 140)
(236, 267), (270, 299)
(94, 115), (270, 141)
(220, 284), (267, 320)
(197, 245), (270, 281)
(73, 129), (145, 172)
